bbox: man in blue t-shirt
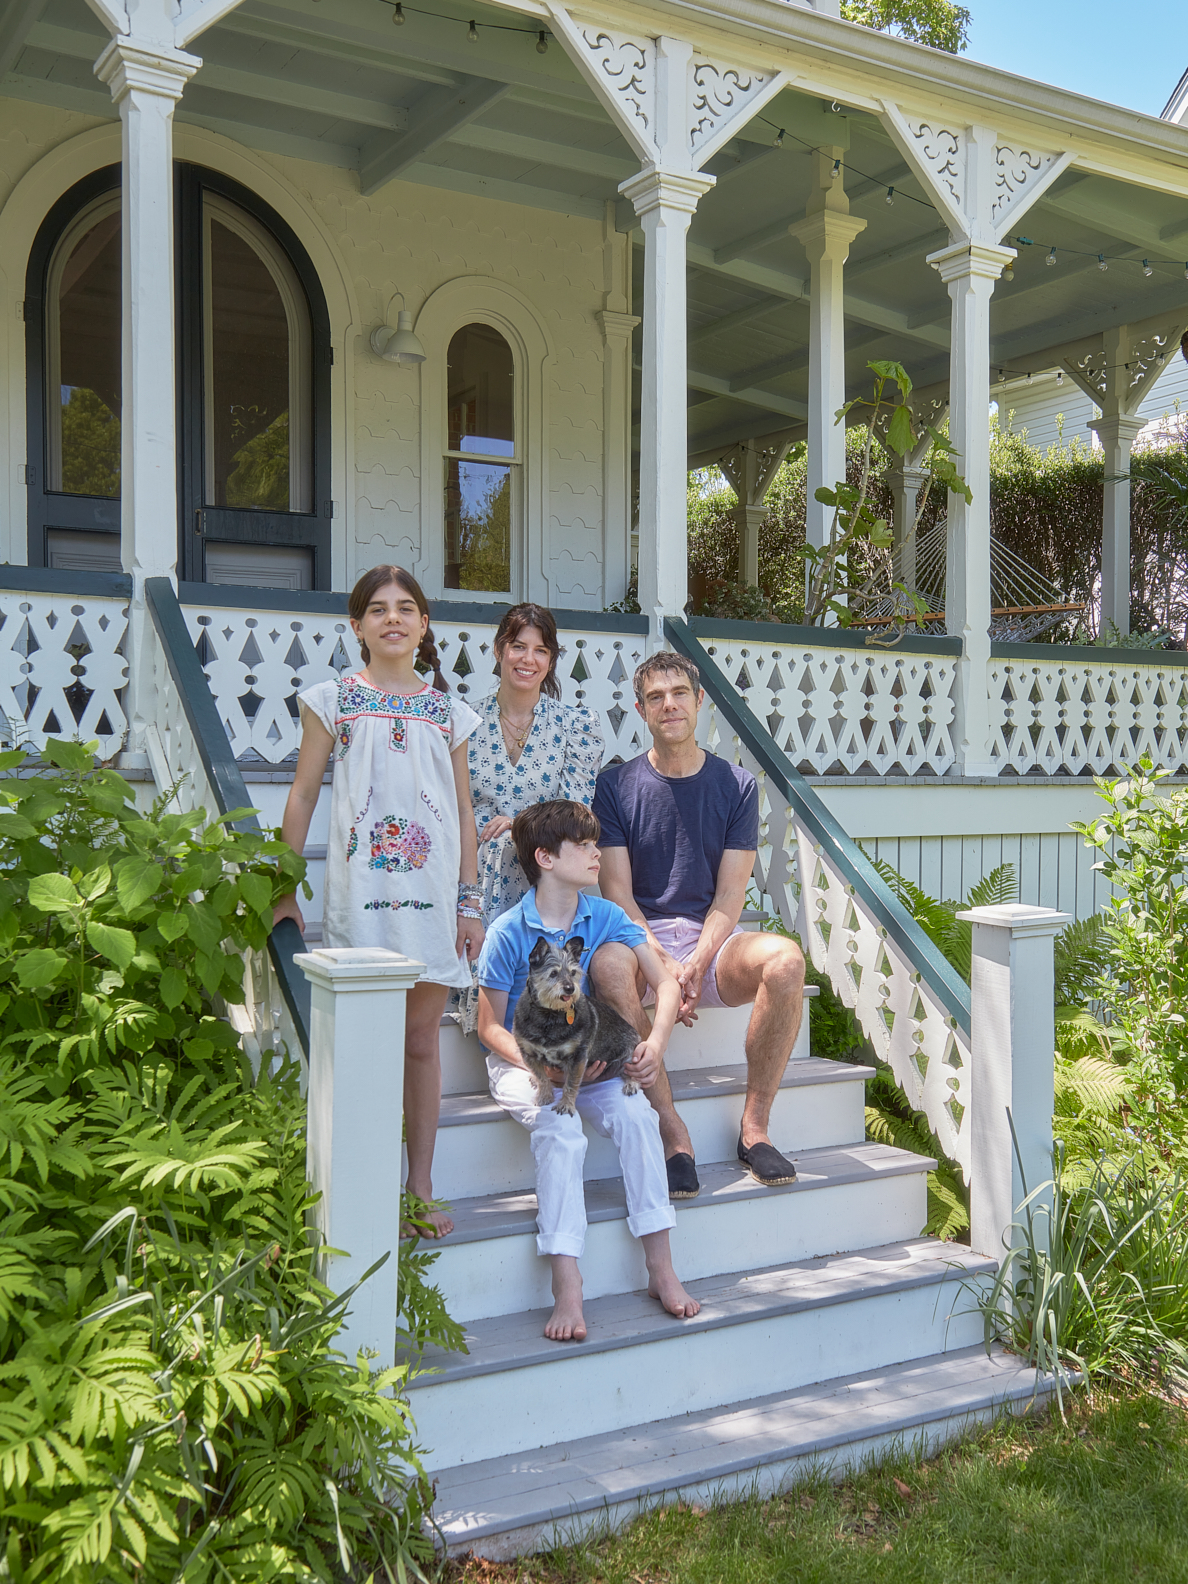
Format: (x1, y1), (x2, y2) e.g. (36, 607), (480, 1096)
(591, 650), (805, 1199)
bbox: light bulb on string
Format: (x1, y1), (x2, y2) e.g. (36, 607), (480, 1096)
(1002, 260), (1014, 281)
(772, 128), (785, 147)
(391, 1), (404, 20)
(467, 18), (478, 40)
(1026, 371), (1032, 384)
(1046, 247), (1057, 266)
(998, 370), (1006, 383)
(1056, 370), (1064, 385)
(1143, 260), (1154, 277)
(1098, 254), (1108, 271)
(831, 155), (841, 175)
(885, 186), (894, 205)
(536, 29), (548, 52)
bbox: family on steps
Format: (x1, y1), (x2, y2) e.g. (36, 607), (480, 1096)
(275, 565), (806, 1344)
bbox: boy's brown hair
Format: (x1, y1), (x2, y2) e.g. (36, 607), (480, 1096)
(512, 799), (601, 887)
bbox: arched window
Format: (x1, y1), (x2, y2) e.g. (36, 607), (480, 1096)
(444, 323), (517, 594)
(26, 165), (331, 587)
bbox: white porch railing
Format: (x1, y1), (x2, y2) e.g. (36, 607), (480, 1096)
(0, 569), (130, 758)
(176, 584), (650, 767)
(688, 617), (962, 778)
(669, 618), (976, 1184)
(989, 641), (1188, 777)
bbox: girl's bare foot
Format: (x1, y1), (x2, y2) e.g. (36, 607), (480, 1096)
(402, 1188), (453, 1240)
(648, 1268), (701, 1318)
(545, 1256), (587, 1341)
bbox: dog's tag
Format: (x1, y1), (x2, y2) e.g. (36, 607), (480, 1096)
(566, 1008), (575, 1025)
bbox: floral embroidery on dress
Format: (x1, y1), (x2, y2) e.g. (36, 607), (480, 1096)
(363, 897), (435, 912)
(337, 723), (352, 759)
(346, 828), (358, 862)
(337, 677), (453, 742)
(366, 816), (432, 872)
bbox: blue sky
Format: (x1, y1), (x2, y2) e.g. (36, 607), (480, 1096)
(965, 1), (1186, 117)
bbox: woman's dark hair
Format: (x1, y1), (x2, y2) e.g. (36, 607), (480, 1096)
(511, 799), (601, 886)
(492, 603), (561, 700)
(348, 564), (447, 691)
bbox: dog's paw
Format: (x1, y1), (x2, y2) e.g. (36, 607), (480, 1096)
(552, 1099), (578, 1117)
(621, 1079), (639, 1097)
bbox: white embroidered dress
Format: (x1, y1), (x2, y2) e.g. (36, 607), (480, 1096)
(298, 675), (481, 988)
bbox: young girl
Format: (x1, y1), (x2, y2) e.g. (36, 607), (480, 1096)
(274, 565), (483, 1238)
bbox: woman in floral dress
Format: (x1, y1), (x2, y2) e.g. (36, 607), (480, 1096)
(457, 606), (603, 1029)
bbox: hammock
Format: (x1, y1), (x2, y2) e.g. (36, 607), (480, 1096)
(855, 518), (1084, 642)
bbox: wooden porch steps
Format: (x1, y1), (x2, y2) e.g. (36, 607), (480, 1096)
(416, 1010), (1057, 1557)
(427, 1343), (1045, 1559)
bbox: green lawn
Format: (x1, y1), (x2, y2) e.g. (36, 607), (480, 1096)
(447, 1390), (1188, 1584)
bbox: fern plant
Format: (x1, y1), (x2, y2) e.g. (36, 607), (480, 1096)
(0, 744), (458, 1583)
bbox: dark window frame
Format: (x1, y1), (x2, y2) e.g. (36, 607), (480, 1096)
(25, 163), (333, 587)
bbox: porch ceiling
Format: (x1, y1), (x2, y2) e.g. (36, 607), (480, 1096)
(7, 0), (1188, 464)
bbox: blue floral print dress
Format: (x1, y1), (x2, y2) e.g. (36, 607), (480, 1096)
(298, 675), (481, 988)
(468, 691), (604, 927)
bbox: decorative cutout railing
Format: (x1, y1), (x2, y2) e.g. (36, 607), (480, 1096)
(988, 640), (1188, 777)
(145, 578), (310, 1063)
(667, 618), (975, 1181)
(176, 585), (651, 766)
(688, 618), (962, 778)
(0, 568), (130, 758)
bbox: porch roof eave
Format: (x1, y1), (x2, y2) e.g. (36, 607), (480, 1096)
(560, 0), (1188, 193)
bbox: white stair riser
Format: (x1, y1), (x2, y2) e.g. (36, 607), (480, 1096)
(416, 1279), (987, 1471)
(250, 779), (331, 936)
(447, 1392), (1041, 1561)
(433, 1079), (866, 1200)
(432, 1173), (926, 1321)
(439, 1002), (811, 1098)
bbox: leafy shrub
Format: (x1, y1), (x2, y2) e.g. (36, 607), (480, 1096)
(0, 743), (448, 1583)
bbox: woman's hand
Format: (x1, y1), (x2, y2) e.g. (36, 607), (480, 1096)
(272, 893), (305, 932)
(457, 913), (485, 962)
(478, 814), (514, 843)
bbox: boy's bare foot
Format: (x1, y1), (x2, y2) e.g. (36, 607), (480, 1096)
(545, 1256), (587, 1341)
(648, 1268), (701, 1318)
(401, 1187), (454, 1240)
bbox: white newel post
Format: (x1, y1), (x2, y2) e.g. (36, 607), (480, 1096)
(789, 151), (865, 573)
(888, 461), (930, 590)
(957, 905), (1068, 1260)
(1090, 410), (1146, 637)
(621, 163), (713, 643)
(928, 241), (1013, 775)
(296, 948), (425, 1369)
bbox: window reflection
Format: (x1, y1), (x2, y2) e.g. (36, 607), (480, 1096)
(204, 199), (312, 513)
(444, 323), (516, 592)
(46, 199), (121, 498)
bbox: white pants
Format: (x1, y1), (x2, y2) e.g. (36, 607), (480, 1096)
(486, 1054), (676, 1257)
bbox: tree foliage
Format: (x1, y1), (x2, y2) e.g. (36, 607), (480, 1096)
(841, 0), (971, 53)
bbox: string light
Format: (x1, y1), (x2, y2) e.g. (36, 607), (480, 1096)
(1056, 370), (1064, 385)
(391, 0), (404, 19)
(1026, 371), (1032, 384)
(1143, 260), (1154, 277)
(378, 1), (550, 42)
(1001, 260), (1014, 281)
(1047, 247), (1057, 266)
(772, 128), (785, 147)
(536, 29), (547, 52)
(885, 186), (894, 205)
(467, 18), (478, 40)
(831, 155), (841, 175)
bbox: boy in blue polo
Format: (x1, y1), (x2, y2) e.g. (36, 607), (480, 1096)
(476, 799), (700, 1342)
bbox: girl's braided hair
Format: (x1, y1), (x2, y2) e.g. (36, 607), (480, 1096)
(348, 564), (447, 691)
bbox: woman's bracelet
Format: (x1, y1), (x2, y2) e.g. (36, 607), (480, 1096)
(457, 905), (483, 920)
(458, 881), (482, 905)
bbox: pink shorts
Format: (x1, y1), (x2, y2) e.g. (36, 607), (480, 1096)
(641, 917), (744, 1010)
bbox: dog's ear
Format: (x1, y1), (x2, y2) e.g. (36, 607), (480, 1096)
(529, 937), (551, 969)
(564, 936), (585, 965)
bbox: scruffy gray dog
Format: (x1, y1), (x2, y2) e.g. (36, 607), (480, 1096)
(512, 936), (640, 1116)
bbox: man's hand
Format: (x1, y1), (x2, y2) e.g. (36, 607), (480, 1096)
(547, 1060), (606, 1084)
(478, 814), (514, 843)
(624, 1038), (663, 1089)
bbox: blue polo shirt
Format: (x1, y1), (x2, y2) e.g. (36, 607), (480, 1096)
(476, 889), (646, 1032)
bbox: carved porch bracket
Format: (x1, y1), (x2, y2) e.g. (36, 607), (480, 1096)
(1060, 316), (1188, 414)
(545, 8), (788, 173)
(879, 102), (1074, 245)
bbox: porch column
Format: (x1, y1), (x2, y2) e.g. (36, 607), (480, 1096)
(597, 309), (640, 608)
(1089, 413), (1145, 637)
(928, 241), (1014, 776)
(95, 38), (198, 585)
(888, 462), (930, 591)
(789, 151), (866, 566)
(620, 167), (713, 642)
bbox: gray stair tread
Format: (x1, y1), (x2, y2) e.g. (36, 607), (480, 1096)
(439, 1141), (937, 1246)
(409, 1238), (993, 1386)
(439, 1057), (875, 1127)
(431, 1344), (1047, 1543)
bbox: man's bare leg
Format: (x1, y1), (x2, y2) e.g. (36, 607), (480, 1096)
(588, 943), (694, 1160)
(641, 1230), (701, 1318)
(545, 1255), (586, 1341)
(714, 933), (805, 1150)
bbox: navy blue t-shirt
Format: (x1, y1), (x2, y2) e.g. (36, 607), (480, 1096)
(591, 752), (759, 923)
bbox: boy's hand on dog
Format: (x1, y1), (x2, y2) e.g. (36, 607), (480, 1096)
(625, 1038), (663, 1088)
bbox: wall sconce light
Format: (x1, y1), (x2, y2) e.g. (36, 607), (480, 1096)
(370, 292), (427, 364)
